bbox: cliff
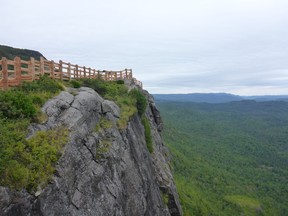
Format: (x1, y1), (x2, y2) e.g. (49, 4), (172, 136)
(0, 86), (182, 216)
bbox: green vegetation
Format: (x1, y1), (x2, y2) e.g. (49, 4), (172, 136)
(19, 75), (64, 94)
(95, 117), (113, 132)
(224, 195), (263, 216)
(0, 44), (45, 61)
(96, 139), (112, 159)
(0, 91), (36, 119)
(0, 127), (68, 191)
(70, 80), (81, 88)
(141, 116), (153, 153)
(0, 76), (66, 192)
(0, 73), (149, 191)
(129, 88), (147, 116)
(116, 80), (125, 85)
(157, 100), (288, 216)
(69, 78), (147, 129)
(161, 190), (170, 206)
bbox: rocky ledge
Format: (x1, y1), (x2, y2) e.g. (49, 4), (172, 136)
(0, 87), (182, 216)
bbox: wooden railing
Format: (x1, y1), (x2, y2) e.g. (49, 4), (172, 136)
(0, 56), (143, 89)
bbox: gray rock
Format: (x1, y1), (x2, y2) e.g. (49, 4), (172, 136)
(0, 187), (34, 216)
(0, 187), (10, 210)
(1, 87), (182, 216)
(102, 100), (120, 118)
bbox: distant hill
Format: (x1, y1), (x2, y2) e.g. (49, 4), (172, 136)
(243, 95), (288, 102)
(154, 93), (288, 103)
(0, 45), (46, 61)
(154, 93), (243, 103)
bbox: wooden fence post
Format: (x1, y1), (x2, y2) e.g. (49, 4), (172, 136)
(88, 68), (91, 78)
(30, 57), (35, 80)
(120, 71), (123, 79)
(14, 57), (21, 85)
(75, 64), (79, 78)
(67, 63), (71, 80)
(40, 57), (44, 75)
(125, 69), (128, 79)
(2, 57), (8, 89)
(83, 66), (86, 78)
(59, 60), (63, 80)
(51, 61), (55, 79)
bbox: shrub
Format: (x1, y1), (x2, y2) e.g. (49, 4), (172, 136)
(0, 125), (68, 191)
(129, 89), (147, 116)
(20, 75), (64, 93)
(116, 80), (125, 85)
(70, 80), (81, 88)
(4, 160), (30, 190)
(25, 128), (68, 191)
(82, 78), (108, 96)
(141, 116), (153, 153)
(0, 76), (68, 191)
(161, 191), (170, 206)
(0, 90), (36, 119)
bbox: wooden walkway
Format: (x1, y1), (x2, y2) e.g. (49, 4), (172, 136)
(0, 57), (142, 89)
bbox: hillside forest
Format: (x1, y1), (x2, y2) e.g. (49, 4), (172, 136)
(157, 100), (288, 216)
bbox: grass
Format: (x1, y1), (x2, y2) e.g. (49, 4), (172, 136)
(96, 139), (112, 159)
(1, 127), (68, 191)
(161, 191), (169, 206)
(0, 76), (67, 192)
(95, 117), (113, 132)
(141, 116), (153, 153)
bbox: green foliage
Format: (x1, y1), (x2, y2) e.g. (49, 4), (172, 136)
(129, 89), (147, 116)
(0, 125), (68, 191)
(0, 77), (67, 191)
(141, 116), (153, 153)
(20, 75), (64, 94)
(25, 128), (68, 190)
(82, 78), (108, 95)
(116, 80), (125, 85)
(95, 117), (113, 132)
(161, 191), (169, 206)
(0, 90), (36, 119)
(70, 80), (81, 88)
(0, 76), (63, 120)
(157, 100), (288, 216)
(224, 195), (263, 216)
(96, 139), (112, 159)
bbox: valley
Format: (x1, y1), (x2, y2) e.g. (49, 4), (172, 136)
(157, 99), (288, 216)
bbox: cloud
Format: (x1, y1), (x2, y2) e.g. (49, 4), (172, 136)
(1, 0), (288, 95)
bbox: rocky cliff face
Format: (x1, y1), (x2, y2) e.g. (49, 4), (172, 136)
(0, 87), (182, 216)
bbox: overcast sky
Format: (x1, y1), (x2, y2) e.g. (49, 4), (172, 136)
(2, 0), (288, 95)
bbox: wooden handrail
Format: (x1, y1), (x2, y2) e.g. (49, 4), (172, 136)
(0, 56), (143, 89)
